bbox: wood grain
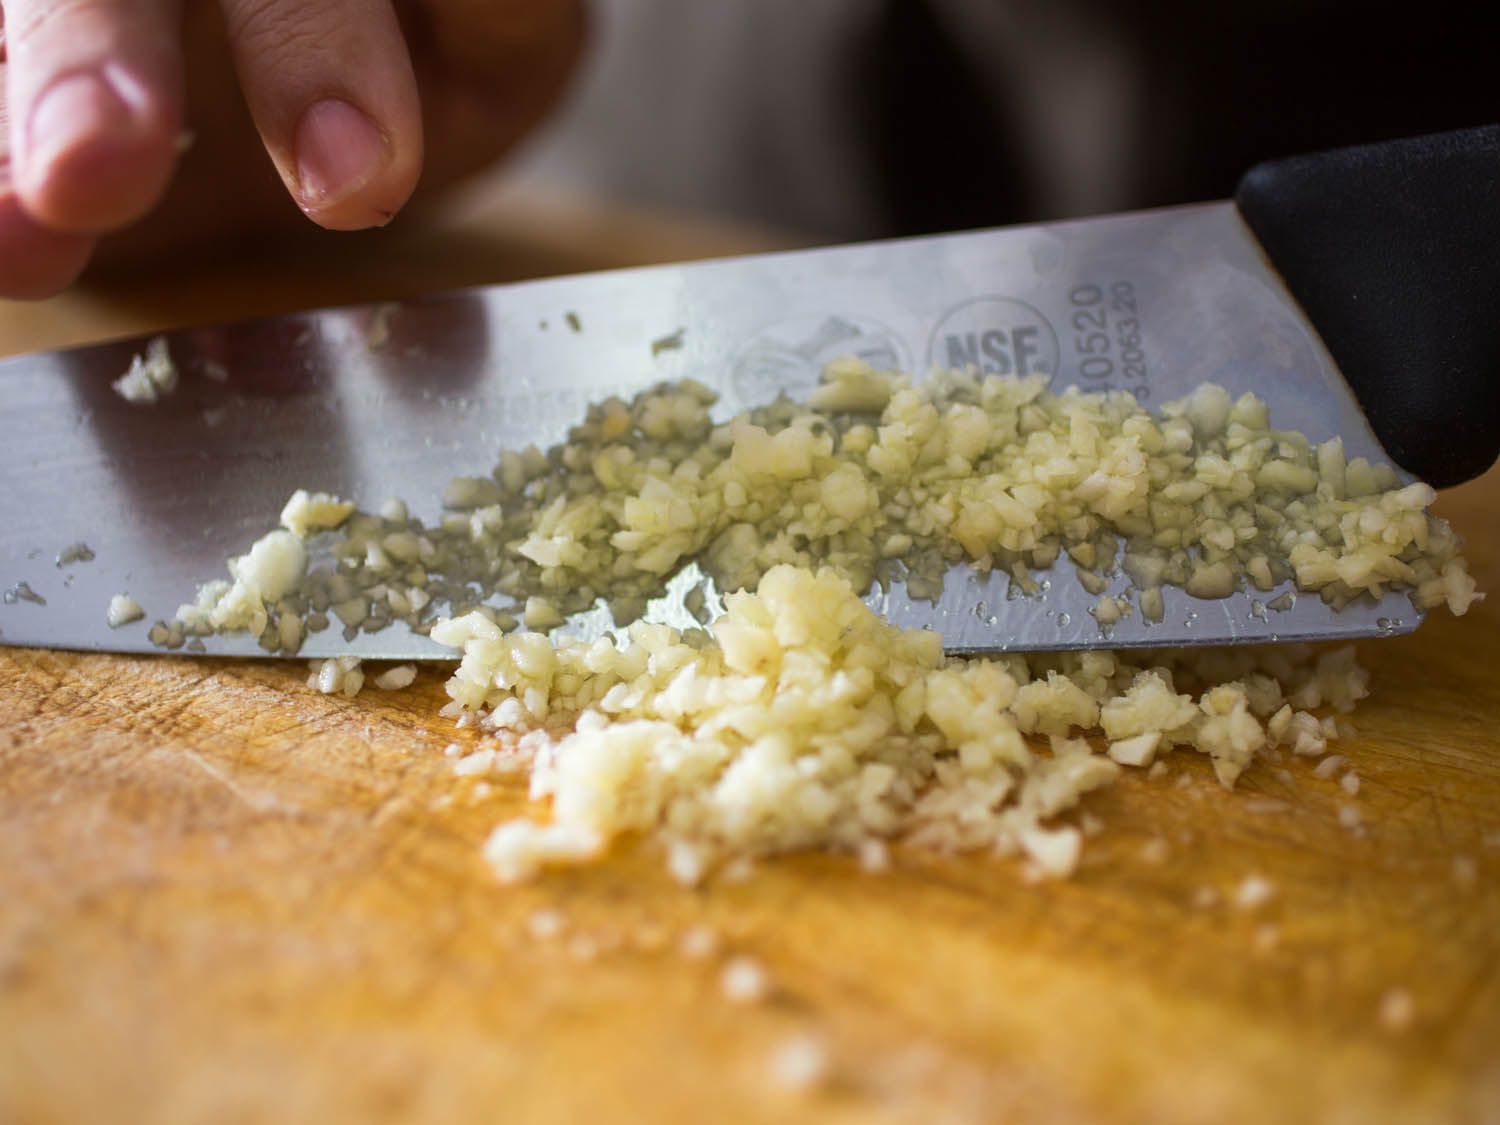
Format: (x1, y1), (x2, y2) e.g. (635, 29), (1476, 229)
(1, 197), (1497, 1125)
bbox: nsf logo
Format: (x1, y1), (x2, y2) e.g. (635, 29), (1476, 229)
(926, 296), (1060, 379)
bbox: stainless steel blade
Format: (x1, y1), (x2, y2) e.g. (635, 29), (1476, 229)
(0, 201), (1420, 659)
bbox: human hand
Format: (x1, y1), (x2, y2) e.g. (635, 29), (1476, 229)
(0, 0), (584, 298)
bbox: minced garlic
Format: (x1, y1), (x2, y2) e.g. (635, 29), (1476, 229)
(111, 336), (178, 404)
(157, 363), (1478, 658)
(307, 655), (364, 697)
(201, 529), (308, 637)
(154, 360), (1482, 884)
(280, 490), (356, 538)
(106, 594), (145, 628)
(434, 566), (1372, 882)
(372, 664), (418, 691)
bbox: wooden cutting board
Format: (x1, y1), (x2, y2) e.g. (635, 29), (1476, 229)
(2, 199), (1498, 1125)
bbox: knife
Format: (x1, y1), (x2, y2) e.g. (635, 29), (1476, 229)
(1, 126), (1496, 660)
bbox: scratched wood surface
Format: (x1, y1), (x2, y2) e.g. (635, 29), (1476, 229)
(1, 195), (1497, 1125)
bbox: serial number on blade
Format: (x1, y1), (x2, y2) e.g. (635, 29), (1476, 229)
(1068, 281), (1150, 400)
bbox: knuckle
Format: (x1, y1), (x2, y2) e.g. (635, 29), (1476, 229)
(11, 0), (125, 49)
(220, 0), (344, 71)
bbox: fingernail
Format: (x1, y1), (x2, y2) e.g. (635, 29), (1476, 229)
(27, 71), (134, 174)
(293, 98), (390, 211)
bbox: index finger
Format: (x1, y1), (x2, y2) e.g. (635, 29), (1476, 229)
(216, 0), (422, 230)
(2, 0), (184, 234)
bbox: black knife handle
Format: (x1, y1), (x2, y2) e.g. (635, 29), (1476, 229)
(1235, 125), (1500, 488)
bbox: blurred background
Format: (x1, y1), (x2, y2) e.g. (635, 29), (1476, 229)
(499, 0), (1495, 241)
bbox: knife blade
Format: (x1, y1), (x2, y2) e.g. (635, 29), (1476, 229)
(1, 130), (1495, 660)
